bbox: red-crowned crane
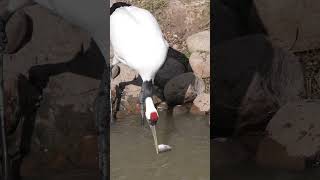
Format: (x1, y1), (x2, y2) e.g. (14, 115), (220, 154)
(0, 0), (109, 179)
(110, 2), (169, 127)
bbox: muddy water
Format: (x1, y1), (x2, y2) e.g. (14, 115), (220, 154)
(110, 112), (210, 180)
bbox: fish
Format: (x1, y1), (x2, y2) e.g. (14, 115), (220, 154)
(149, 125), (172, 154)
(158, 144), (172, 153)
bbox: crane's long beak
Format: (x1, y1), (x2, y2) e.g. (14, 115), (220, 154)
(149, 124), (159, 154)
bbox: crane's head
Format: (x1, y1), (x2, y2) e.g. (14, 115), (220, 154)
(145, 97), (158, 126)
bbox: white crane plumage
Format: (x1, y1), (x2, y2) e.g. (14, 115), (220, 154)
(110, 2), (169, 126)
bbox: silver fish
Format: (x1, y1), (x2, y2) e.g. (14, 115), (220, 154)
(158, 144), (172, 153)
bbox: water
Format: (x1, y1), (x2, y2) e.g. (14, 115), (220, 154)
(213, 162), (320, 180)
(110, 112), (210, 180)
(212, 140), (320, 180)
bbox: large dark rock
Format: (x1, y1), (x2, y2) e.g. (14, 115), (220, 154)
(212, 34), (304, 137)
(164, 72), (205, 105)
(236, 43), (304, 136)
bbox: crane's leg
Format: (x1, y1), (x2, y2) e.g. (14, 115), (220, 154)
(94, 63), (109, 180)
(139, 88), (145, 126)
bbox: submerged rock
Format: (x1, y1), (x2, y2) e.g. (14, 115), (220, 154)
(189, 104), (206, 115)
(172, 104), (189, 115)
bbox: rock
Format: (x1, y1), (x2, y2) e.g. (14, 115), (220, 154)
(157, 101), (169, 111)
(266, 100), (320, 157)
(153, 85), (165, 102)
(172, 105), (189, 115)
(119, 84), (141, 113)
(186, 31), (210, 53)
(5, 10), (33, 54)
(189, 52), (210, 78)
(189, 104), (206, 115)
(111, 64), (120, 79)
(193, 93), (210, 112)
(152, 94), (163, 105)
(122, 84), (141, 98)
(116, 110), (130, 121)
(164, 72), (205, 105)
(253, 0), (320, 52)
(116, 110), (129, 119)
(236, 45), (304, 135)
(111, 63), (139, 91)
(256, 137), (305, 171)
(155, 56), (186, 88)
(213, 34), (304, 136)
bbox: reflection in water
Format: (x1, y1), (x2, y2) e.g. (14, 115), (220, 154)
(111, 112), (210, 180)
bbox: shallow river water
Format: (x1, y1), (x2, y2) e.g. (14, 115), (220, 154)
(110, 112), (210, 180)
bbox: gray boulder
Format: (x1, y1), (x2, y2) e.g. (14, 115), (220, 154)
(193, 93), (210, 112)
(266, 100), (320, 157)
(189, 51), (210, 78)
(186, 30), (210, 53)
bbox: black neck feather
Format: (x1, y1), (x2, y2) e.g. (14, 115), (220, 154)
(110, 2), (131, 15)
(142, 80), (153, 99)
